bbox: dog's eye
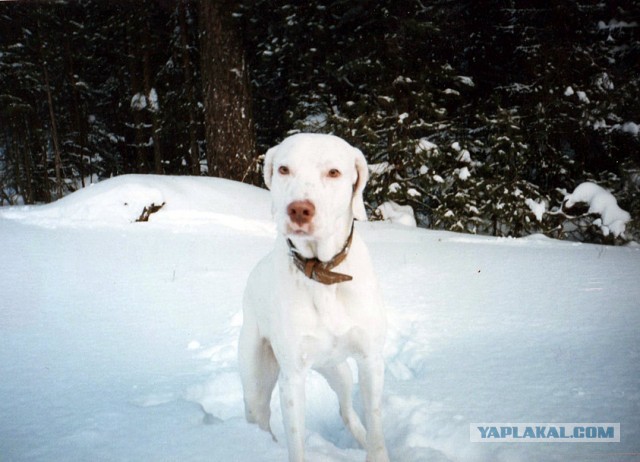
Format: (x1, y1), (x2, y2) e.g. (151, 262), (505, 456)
(278, 166), (290, 175)
(327, 169), (341, 178)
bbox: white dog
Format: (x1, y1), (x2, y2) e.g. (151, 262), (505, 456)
(239, 133), (389, 462)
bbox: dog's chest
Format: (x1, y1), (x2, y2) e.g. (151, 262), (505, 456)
(293, 285), (366, 367)
(309, 285), (353, 334)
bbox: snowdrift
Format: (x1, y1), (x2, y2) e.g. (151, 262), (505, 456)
(0, 174), (273, 232)
(1, 175), (639, 462)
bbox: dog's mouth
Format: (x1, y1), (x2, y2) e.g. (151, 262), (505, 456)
(286, 224), (314, 237)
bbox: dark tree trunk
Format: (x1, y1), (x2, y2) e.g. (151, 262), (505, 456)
(64, 35), (88, 187)
(18, 122), (33, 204)
(38, 20), (63, 198)
(128, 35), (148, 173)
(198, 0), (256, 180)
(142, 12), (163, 174)
(179, 0), (201, 176)
(43, 66), (63, 198)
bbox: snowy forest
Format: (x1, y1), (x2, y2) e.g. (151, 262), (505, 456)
(1, 0), (639, 243)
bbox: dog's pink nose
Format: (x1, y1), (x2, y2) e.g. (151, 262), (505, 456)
(287, 200), (316, 226)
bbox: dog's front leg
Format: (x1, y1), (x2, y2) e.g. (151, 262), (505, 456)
(279, 370), (307, 462)
(359, 354), (390, 462)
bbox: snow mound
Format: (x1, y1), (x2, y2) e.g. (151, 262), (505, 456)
(376, 201), (417, 227)
(564, 182), (631, 237)
(0, 174), (273, 234)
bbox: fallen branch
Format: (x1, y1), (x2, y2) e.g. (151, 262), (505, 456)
(136, 202), (165, 222)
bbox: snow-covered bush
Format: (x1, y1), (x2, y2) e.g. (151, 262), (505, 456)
(375, 201), (417, 227)
(563, 182), (631, 239)
(516, 181), (634, 244)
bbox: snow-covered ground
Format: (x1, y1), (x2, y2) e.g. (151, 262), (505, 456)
(1, 175), (638, 462)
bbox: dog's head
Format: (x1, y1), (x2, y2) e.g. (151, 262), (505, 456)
(263, 133), (368, 240)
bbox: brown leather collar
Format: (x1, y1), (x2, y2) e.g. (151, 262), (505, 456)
(287, 223), (354, 285)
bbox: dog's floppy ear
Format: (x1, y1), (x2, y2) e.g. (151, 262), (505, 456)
(352, 147), (369, 221)
(263, 144), (278, 190)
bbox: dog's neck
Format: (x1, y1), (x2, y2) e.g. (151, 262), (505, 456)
(287, 222), (354, 285)
(286, 217), (354, 263)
